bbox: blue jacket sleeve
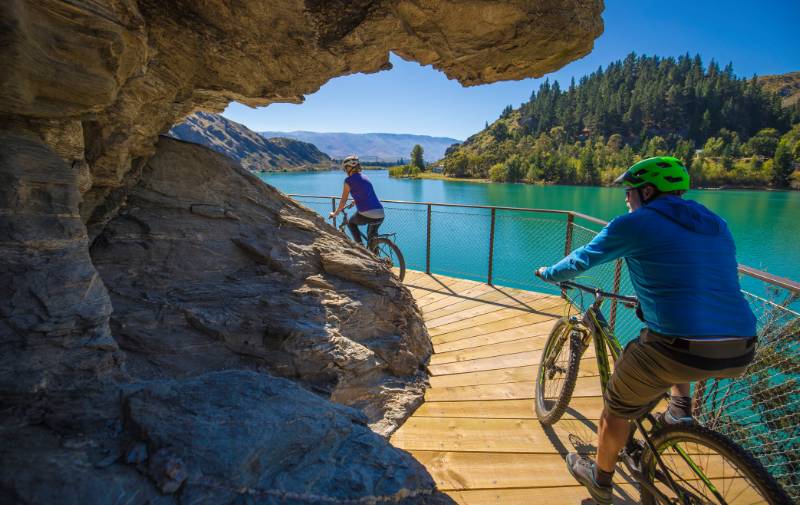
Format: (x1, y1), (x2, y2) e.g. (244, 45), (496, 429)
(540, 215), (637, 283)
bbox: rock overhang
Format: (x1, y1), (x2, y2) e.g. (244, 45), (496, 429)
(0, 2), (604, 502)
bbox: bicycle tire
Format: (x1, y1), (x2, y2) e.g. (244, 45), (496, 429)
(641, 422), (791, 505)
(535, 317), (582, 426)
(370, 237), (406, 282)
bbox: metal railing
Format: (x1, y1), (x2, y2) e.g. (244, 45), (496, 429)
(290, 193), (800, 500)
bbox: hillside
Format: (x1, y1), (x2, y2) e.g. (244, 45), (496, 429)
(759, 71), (800, 108)
(440, 54), (800, 189)
(259, 131), (461, 162)
(169, 112), (332, 171)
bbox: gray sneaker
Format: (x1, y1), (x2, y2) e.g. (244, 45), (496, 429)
(659, 395), (694, 425)
(566, 453), (613, 504)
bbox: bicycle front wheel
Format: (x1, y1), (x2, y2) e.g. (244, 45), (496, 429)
(641, 423), (791, 505)
(370, 237), (405, 281)
(535, 317), (583, 425)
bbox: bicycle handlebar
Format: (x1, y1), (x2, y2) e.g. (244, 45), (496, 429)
(537, 273), (638, 306)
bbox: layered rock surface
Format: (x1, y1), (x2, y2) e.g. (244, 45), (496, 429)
(1, 0), (603, 502)
(92, 136), (430, 434)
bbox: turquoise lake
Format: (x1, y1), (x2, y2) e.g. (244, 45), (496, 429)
(260, 169), (799, 285)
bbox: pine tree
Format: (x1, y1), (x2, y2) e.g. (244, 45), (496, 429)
(411, 144), (425, 171)
(773, 139), (793, 187)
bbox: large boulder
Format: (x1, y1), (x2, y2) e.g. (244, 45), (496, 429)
(1, 371), (454, 504)
(91, 136), (430, 435)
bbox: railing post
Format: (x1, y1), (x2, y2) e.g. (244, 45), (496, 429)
(610, 259), (623, 332)
(426, 204), (432, 274)
(488, 208), (496, 285)
(331, 197), (337, 227)
(561, 213), (574, 297)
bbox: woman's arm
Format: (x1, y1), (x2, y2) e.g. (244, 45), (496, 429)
(329, 183), (351, 218)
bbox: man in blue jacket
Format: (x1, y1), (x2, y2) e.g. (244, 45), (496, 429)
(536, 156), (757, 504)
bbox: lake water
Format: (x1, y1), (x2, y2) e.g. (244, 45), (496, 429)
(260, 169), (799, 285)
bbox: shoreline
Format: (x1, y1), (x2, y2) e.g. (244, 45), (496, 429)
(392, 172), (796, 191)
(392, 172), (491, 184)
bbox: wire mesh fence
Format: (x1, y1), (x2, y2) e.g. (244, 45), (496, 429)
(291, 194), (799, 500)
(694, 288), (800, 499)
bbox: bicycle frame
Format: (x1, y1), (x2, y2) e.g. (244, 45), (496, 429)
(337, 205), (393, 244)
(560, 283), (721, 505)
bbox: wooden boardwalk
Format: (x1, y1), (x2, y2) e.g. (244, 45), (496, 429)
(391, 271), (641, 505)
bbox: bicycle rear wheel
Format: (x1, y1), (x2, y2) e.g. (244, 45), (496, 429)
(370, 237), (405, 281)
(641, 423), (791, 505)
(535, 317), (583, 425)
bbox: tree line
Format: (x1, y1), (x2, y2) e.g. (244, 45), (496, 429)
(442, 53), (800, 188)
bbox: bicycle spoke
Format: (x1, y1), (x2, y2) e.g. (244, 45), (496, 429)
(651, 437), (772, 504)
(542, 334), (569, 401)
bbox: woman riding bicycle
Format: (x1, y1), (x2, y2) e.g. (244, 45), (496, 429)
(329, 155), (384, 246)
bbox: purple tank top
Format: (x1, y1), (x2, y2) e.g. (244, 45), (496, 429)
(345, 173), (383, 212)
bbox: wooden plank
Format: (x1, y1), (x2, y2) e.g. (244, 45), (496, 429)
(409, 452), (664, 493)
(391, 417), (601, 453)
(431, 311), (566, 345)
(446, 482), (642, 505)
(425, 294), (552, 329)
(429, 358), (602, 388)
(404, 274), (452, 296)
(430, 301), (567, 339)
(431, 336), (546, 365)
(415, 290), (464, 309)
(409, 273), (465, 291)
(414, 290), (461, 310)
(401, 269), (429, 284)
(410, 452), (579, 490)
(428, 349), (598, 387)
(423, 288), (548, 322)
(429, 350), (542, 376)
(429, 365), (537, 388)
(425, 381), (538, 402)
(419, 282), (497, 311)
(413, 397), (609, 420)
(425, 376), (602, 402)
(428, 344), (603, 376)
(434, 319), (557, 353)
(417, 278), (489, 305)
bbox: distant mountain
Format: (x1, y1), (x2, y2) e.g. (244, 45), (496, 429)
(258, 131), (462, 163)
(169, 112), (332, 171)
(758, 71), (800, 108)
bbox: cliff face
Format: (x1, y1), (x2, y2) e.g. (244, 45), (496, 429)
(169, 112), (332, 171)
(0, 1), (603, 502)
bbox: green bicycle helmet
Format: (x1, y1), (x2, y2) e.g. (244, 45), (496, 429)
(614, 156), (690, 192)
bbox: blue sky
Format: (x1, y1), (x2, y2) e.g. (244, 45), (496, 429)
(223, 0), (800, 140)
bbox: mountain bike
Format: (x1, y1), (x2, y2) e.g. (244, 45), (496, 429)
(535, 278), (790, 505)
(337, 202), (406, 281)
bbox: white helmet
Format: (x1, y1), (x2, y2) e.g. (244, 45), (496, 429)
(343, 155), (361, 174)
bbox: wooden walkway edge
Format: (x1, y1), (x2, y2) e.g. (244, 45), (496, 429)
(390, 271), (640, 505)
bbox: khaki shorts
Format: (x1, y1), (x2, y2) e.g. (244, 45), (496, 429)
(604, 329), (755, 420)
